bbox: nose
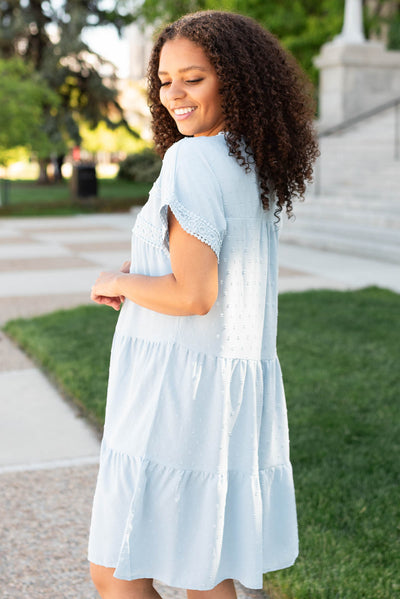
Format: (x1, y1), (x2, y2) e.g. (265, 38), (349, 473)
(165, 79), (186, 101)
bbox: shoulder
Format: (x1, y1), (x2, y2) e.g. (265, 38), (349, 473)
(163, 134), (228, 171)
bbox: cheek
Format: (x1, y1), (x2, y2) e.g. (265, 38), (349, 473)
(208, 84), (223, 114)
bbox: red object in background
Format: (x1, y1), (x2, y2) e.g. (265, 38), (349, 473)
(72, 146), (81, 161)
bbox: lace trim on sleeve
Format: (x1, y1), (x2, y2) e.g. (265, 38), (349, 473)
(160, 194), (223, 262)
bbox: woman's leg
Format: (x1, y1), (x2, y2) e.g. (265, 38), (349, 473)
(90, 563), (163, 599)
(187, 579), (237, 599)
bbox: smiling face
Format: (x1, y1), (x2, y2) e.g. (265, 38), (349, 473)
(158, 37), (225, 137)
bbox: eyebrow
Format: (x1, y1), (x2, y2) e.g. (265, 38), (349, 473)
(158, 66), (209, 76)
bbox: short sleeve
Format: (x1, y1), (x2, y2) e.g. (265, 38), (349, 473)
(159, 138), (227, 262)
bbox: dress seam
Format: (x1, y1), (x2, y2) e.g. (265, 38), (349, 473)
(101, 443), (291, 477)
(112, 330), (278, 363)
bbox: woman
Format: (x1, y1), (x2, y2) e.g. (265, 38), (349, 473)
(89, 10), (319, 599)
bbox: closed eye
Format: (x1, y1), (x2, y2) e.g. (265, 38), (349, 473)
(159, 78), (204, 87)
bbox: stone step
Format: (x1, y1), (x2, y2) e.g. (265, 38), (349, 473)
(306, 180), (400, 199)
(314, 188), (399, 199)
(313, 106), (400, 202)
(317, 107), (395, 136)
(299, 193), (400, 211)
(284, 215), (400, 242)
(280, 226), (400, 264)
(320, 135), (396, 146)
(320, 128), (396, 142)
(294, 202), (400, 229)
(311, 162), (400, 183)
(299, 210), (400, 229)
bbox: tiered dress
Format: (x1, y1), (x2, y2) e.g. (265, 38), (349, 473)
(88, 132), (298, 590)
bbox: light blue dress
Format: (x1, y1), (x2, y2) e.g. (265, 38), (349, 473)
(88, 132), (298, 590)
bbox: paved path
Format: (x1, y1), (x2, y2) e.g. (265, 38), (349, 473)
(0, 209), (398, 598)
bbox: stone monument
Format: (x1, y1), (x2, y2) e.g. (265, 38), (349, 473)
(314, 0), (400, 128)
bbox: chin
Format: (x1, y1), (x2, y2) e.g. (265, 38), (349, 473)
(176, 124), (196, 136)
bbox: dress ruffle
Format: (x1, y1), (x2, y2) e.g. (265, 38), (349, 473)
(88, 442), (298, 590)
(88, 334), (298, 589)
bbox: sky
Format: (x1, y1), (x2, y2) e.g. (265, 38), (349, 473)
(46, 0), (133, 78)
(81, 25), (131, 78)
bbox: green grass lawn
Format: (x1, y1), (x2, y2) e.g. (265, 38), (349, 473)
(5, 304), (118, 429)
(0, 178), (152, 215)
(7, 178), (151, 203)
(3, 287), (400, 599)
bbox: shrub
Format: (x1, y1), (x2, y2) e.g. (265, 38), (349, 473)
(118, 148), (162, 183)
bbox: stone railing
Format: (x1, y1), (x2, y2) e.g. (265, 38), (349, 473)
(313, 94), (400, 196)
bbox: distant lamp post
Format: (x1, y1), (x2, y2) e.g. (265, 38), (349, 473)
(334, 0), (366, 45)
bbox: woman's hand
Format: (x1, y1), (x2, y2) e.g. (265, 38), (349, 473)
(104, 212), (218, 316)
(91, 213), (219, 316)
(90, 292), (123, 311)
(91, 271), (123, 311)
(90, 260), (131, 310)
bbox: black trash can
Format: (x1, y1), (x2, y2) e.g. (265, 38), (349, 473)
(71, 163), (97, 199)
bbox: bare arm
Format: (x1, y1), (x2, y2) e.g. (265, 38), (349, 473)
(91, 209), (218, 316)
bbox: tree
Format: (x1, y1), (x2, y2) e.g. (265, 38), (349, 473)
(0, 58), (59, 165)
(365, 0), (400, 48)
(131, 0), (400, 87)
(80, 121), (148, 155)
(0, 1), (139, 181)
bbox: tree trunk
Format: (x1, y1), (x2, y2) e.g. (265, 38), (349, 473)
(38, 159), (49, 183)
(55, 154), (65, 181)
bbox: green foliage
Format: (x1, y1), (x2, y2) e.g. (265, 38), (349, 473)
(364, 1), (400, 50)
(80, 121), (147, 155)
(4, 286), (400, 597)
(118, 148), (162, 182)
(132, 0), (344, 86)
(387, 10), (400, 49)
(132, 0), (400, 86)
(0, 58), (59, 164)
(0, 1), (139, 166)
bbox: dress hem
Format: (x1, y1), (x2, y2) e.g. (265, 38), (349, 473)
(87, 554), (298, 591)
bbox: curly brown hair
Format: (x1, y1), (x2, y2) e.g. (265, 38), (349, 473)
(147, 10), (320, 218)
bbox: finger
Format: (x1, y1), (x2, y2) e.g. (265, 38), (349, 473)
(102, 295), (121, 309)
(120, 260), (131, 273)
(108, 298), (121, 310)
(92, 293), (109, 304)
(92, 294), (106, 304)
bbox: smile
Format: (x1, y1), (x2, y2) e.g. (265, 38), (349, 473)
(173, 107), (197, 116)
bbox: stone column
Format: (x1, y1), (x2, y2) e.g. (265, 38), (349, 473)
(314, 0), (400, 128)
(334, 0), (366, 45)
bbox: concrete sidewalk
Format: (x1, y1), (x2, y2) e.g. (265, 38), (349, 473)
(0, 210), (398, 598)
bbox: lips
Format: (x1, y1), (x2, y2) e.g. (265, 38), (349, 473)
(172, 106), (197, 118)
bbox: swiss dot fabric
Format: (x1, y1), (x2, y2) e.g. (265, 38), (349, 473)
(88, 133), (298, 590)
